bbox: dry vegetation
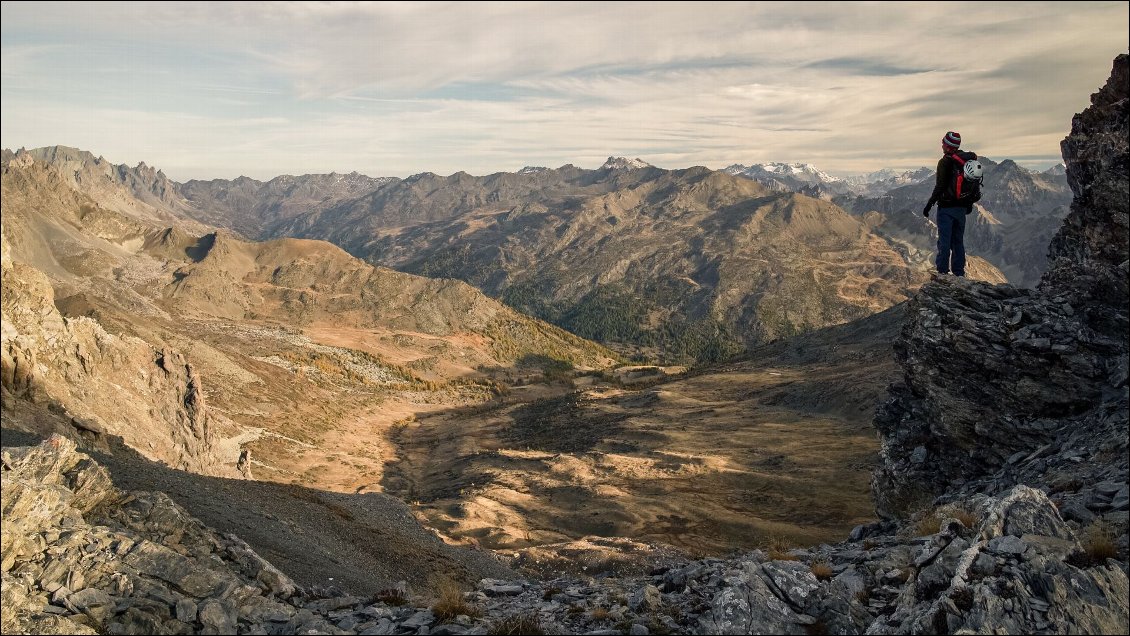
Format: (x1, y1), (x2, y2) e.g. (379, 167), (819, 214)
(488, 613), (545, 635)
(373, 587), (410, 606)
(1080, 521), (1119, 565)
(911, 503), (981, 537)
(432, 580), (482, 621)
(810, 561), (834, 581)
(764, 536), (802, 562)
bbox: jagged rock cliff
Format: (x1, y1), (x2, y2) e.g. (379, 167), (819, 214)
(871, 53), (1129, 520)
(1, 229), (228, 476)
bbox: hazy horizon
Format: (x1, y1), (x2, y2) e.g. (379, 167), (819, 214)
(1, 142), (1067, 183)
(2, 2), (1126, 181)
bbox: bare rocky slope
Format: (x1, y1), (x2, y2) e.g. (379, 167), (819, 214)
(1, 149), (617, 487)
(2, 55), (1126, 636)
(177, 172), (396, 241)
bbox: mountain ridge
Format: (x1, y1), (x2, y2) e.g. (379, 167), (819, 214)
(5, 145), (1018, 362)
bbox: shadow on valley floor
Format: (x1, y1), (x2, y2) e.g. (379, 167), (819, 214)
(0, 426), (513, 597)
(376, 306), (905, 557)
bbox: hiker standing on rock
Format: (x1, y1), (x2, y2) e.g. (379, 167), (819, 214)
(922, 131), (984, 277)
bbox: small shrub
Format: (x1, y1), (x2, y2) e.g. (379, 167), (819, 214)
(542, 586), (562, 601)
(590, 606), (611, 621)
(488, 613), (544, 635)
(763, 535), (800, 561)
(914, 512), (942, 537)
(764, 535), (792, 552)
(952, 508), (980, 530)
(810, 561), (834, 581)
(432, 581), (481, 621)
(1079, 521), (1118, 565)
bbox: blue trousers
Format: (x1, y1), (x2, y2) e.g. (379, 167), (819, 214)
(935, 207), (967, 276)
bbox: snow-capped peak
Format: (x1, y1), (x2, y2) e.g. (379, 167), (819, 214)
(518, 166), (550, 175)
(601, 156), (652, 170)
(772, 162), (840, 182)
(724, 162), (840, 184)
(842, 167), (934, 187)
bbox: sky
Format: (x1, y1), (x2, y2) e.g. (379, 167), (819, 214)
(2, 2), (1127, 181)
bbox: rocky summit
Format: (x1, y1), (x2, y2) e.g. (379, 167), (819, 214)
(1, 55), (1128, 636)
(872, 53), (1129, 522)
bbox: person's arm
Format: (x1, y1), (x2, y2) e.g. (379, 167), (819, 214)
(926, 157), (949, 208)
(923, 157), (949, 215)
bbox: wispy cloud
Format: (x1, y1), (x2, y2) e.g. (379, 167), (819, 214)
(1, 1), (1126, 179)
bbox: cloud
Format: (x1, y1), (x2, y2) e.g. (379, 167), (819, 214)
(804, 57), (931, 76)
(1, 1), (1127, 177)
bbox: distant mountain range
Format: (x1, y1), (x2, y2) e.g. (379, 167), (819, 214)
(162, 155), (1010, 362)
(8, 146), (1067, 362)
(717, 155), (1074, 287)
(723, 162), (854, 197)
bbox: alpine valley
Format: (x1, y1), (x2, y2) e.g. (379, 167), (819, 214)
(1, 55), (1126, 636)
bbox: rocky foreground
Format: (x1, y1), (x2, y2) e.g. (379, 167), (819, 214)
(3, 435), (1127, 635)
(2, 56), (1127, 636)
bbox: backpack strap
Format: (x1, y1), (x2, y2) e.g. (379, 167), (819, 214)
(948, 153), (967, 197)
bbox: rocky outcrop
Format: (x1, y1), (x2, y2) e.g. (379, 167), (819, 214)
(869, 274), (1127, 519)
(1, 229), (228, 476)
(2, 436), (302, 635)
(8, 146), (205, 232)
(1043, 52), (1130, 324)
(5, 434), (1129, 635)
(871, 54), (1128, 520)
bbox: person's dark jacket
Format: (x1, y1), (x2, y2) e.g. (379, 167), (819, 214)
(926, 152), (979, 211)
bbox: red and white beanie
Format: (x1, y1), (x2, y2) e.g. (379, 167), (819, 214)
(943, 131), (962, 149)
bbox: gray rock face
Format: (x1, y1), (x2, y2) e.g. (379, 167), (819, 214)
(1, 436), (302, 635)
(2, 432), (1128, 635)
(698, 561), (811, 635)
(1047, 53), (1130, 289)
(865, 486), (1129, 635)
(872, 55), (1129, 523)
